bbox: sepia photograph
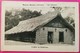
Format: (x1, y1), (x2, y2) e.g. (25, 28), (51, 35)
(5, 7), (75, 45)
(1, 1), (79, 52)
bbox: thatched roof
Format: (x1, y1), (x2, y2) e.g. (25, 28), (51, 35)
(5, 11), (74, 34)
(5, 11), (58, 34)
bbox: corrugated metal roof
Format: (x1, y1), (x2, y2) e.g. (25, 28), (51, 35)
(5, 11), (58, 34)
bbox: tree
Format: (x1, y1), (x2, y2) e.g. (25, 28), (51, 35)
(19, 9), (42, 21)
(32, 10), (42, 17)
(65, 16), (75, 27)
(19, 9), (32, 20)
(5, 9), (42, 31)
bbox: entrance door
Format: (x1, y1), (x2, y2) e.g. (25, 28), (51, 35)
(59, 32), (64, 42)
(47, 32), (53, 43)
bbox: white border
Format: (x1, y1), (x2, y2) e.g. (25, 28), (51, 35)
(1, 1), (79, 52)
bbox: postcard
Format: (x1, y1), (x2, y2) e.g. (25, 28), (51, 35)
(1, 1), (79, 52)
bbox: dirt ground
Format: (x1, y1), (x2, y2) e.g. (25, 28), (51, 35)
(5, 40), (75, 46)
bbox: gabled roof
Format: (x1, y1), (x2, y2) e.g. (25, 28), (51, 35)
(5, 11), (74, 34)
(5, 11), (58, 34)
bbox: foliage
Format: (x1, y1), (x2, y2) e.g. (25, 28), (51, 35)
(65, 16), (75, 27)
(5, 8), (42, 31)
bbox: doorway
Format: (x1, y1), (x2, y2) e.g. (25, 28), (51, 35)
(47, 31), (53, 43)
(59, 32), (64, 42)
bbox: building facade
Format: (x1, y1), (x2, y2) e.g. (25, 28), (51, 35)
(5, 11), (74, 44)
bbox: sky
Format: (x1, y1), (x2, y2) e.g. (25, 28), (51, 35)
(3, 2), (76, 19)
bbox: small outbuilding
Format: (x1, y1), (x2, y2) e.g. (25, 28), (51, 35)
(5, 8), (75, 44)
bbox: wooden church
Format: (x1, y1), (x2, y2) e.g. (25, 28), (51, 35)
(5, 7), (75, 44)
